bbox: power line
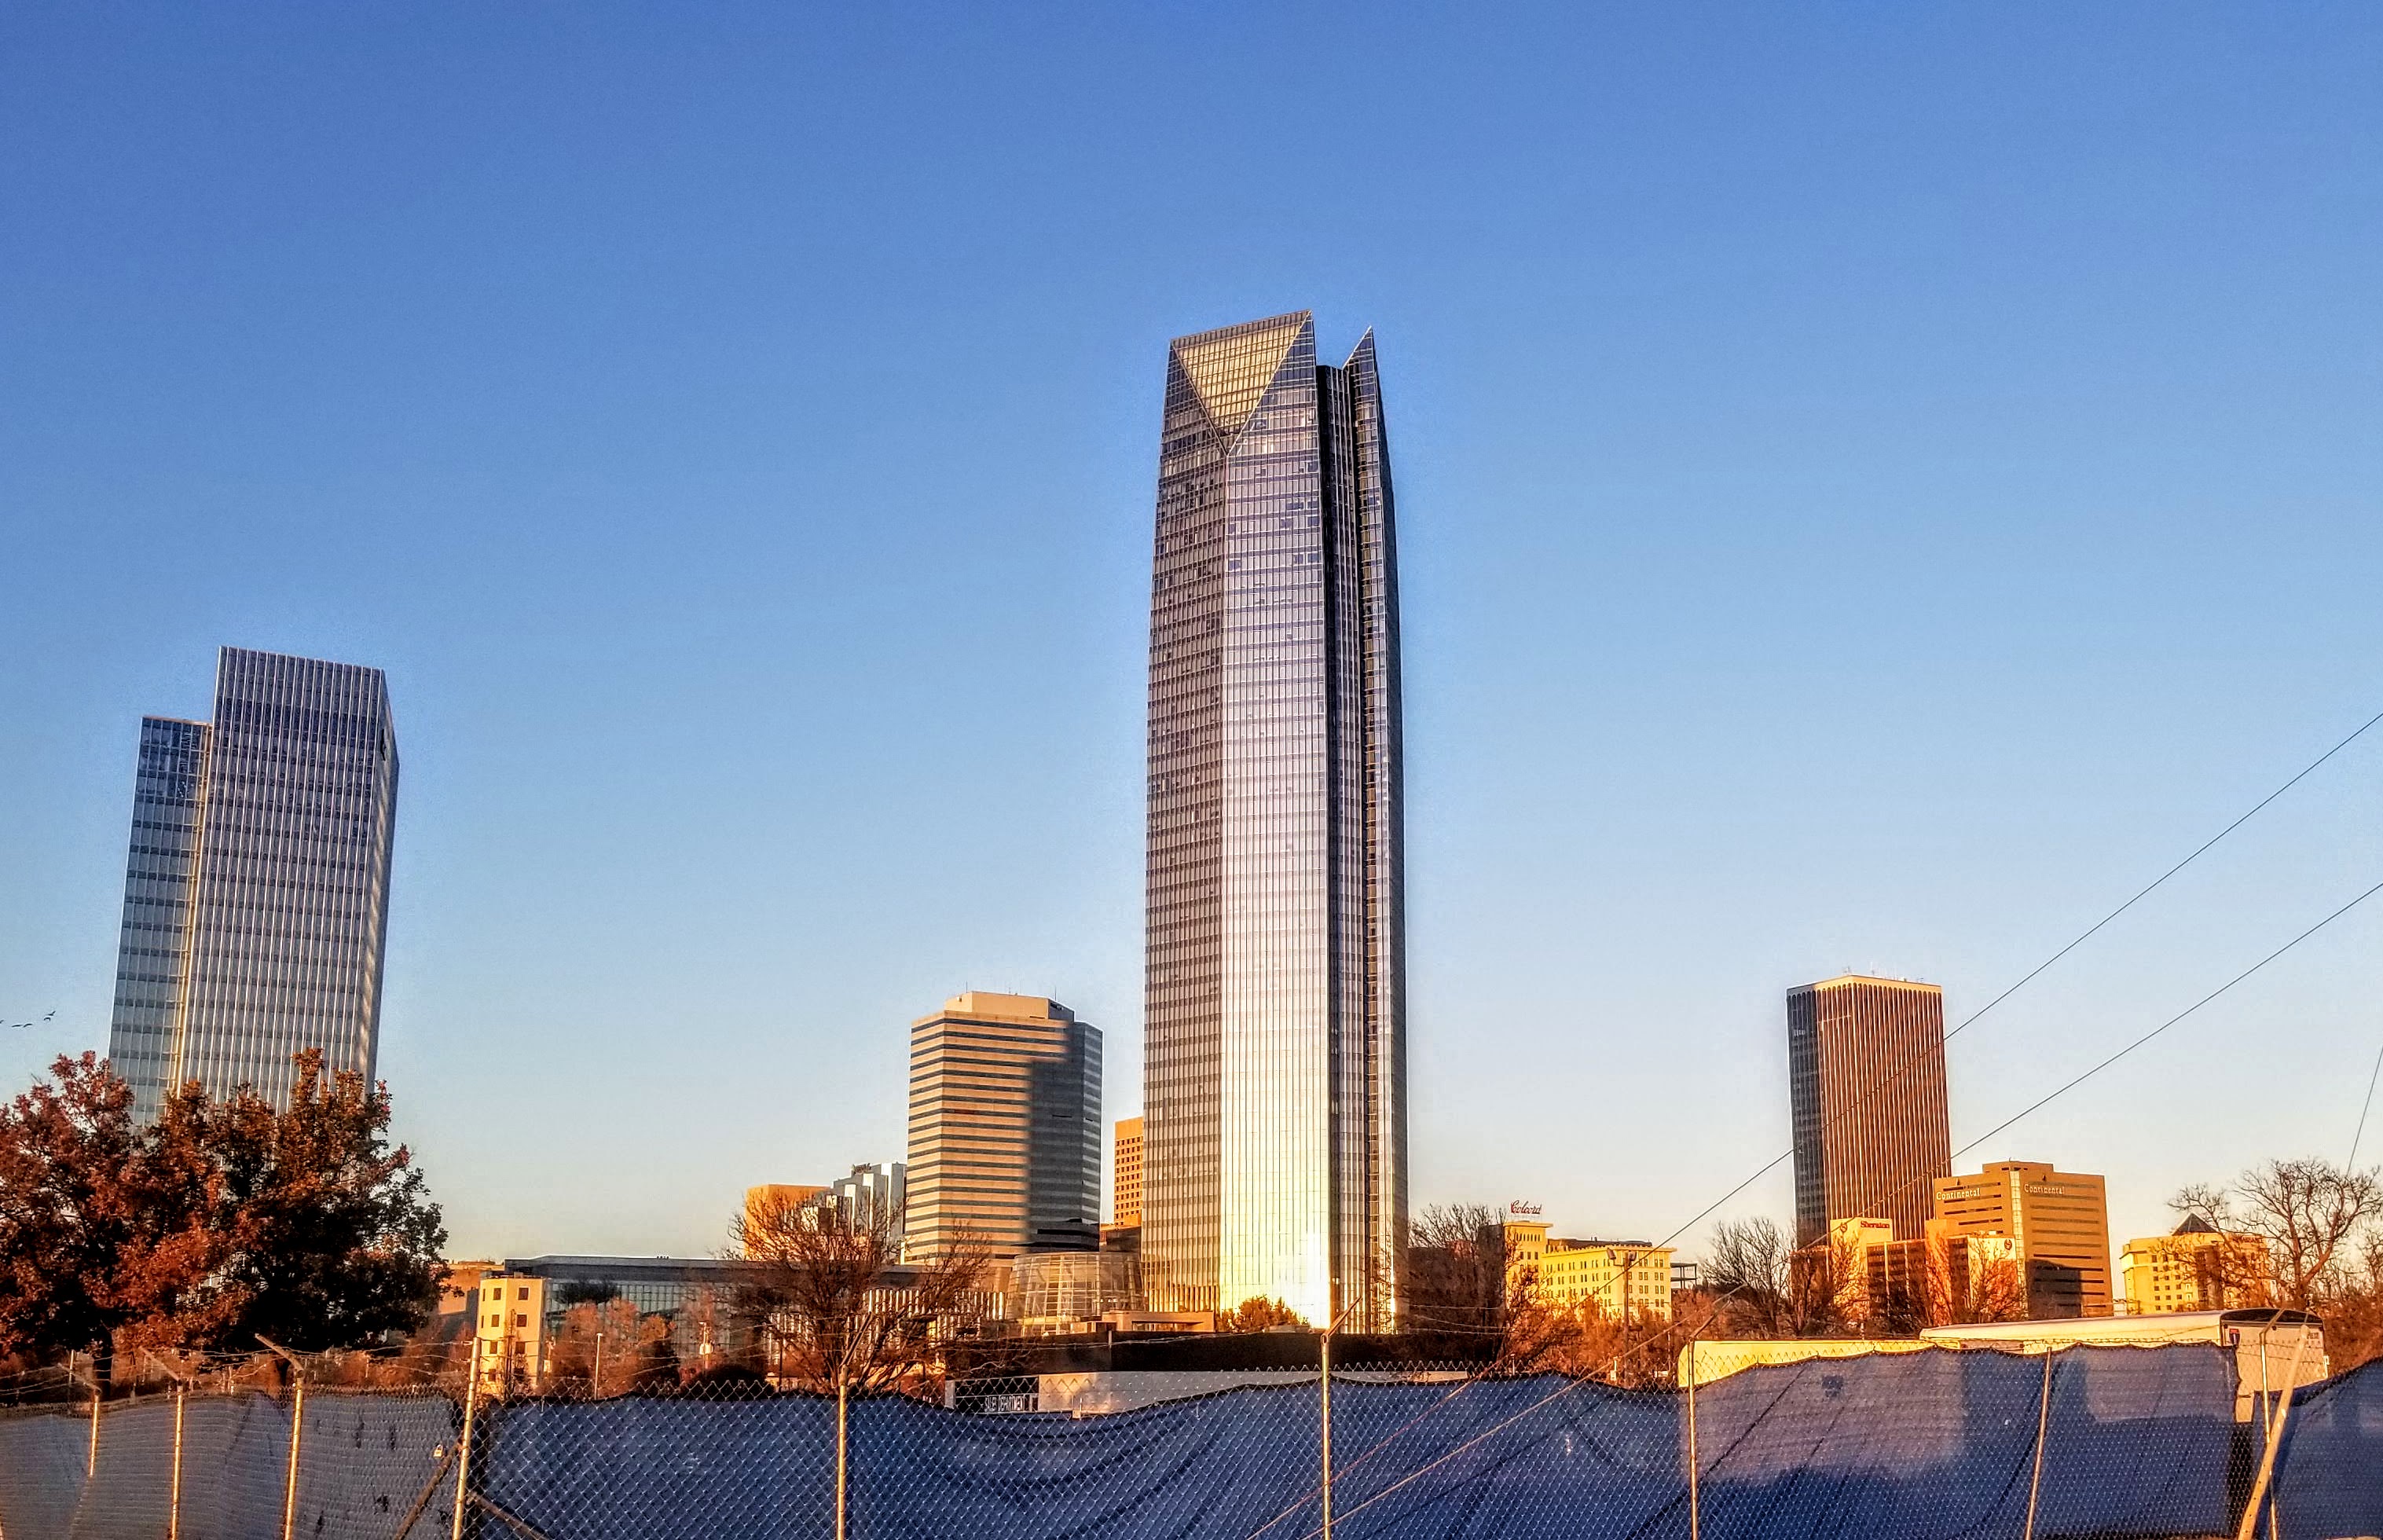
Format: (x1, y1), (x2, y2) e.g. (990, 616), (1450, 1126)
(1943, 703), (2383, 1055)
(1949, 874), (2383, 1163)
(1245, 709), (2383, 1538)
(2343, 1041), (2383, 1173)
(1652, 705), (2383, 1253)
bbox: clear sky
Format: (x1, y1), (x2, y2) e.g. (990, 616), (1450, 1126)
(5, 4), (2381, 1264)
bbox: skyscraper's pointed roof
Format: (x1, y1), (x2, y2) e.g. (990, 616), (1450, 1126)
(1171, 311), (1311, 442)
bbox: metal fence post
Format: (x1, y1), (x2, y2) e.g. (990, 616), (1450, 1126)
(2234, 1326), (2315, 1540)
(1685, 1340), (1700, 1540)
(87, 1374), (101, 1479)
(453, 1337), (483, 1540)
(835, 1377), (849, 1540)
(2022, 1347), (2054, 1540)
(170, 1384), (185, 1540)
(1320, 1326), (1334, 1540)
(256, 1337), (309, 1540)
(280, 1375), (305, 1540)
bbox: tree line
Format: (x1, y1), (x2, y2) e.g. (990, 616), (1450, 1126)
(1399, 1156), (2383, 1389)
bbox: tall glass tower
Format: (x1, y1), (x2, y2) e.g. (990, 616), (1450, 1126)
(106, 647), (400, 1121)
(1143, 312), (1406, 1329)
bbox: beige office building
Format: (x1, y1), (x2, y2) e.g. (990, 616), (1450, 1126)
(1930, 1160), (2113, 1318)
(2119, 1216), (2273, 1313)
(1113, 1116), (1145, 1227)
(906, 992), (1102, 1263)
(1788, 976), (1953, 1243)
(475, 1271), (551, 1393)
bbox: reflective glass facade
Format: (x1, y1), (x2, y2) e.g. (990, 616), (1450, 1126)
(1144, 313), (1406, 1329)
(108, 717), (211, 1122)
(105, 647), (400, 1118)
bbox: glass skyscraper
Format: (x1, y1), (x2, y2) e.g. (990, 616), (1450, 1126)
(1143, 312), (1406, 1329)
(106, 647), (400, 1121)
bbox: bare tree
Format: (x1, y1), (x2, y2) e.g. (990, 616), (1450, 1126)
(2326, 1231), (2383, 1372)
(2176, 1159), (2382, 1311)
(1704, 1217), (1794, 1336)
(546, 1297), (669, 1397)
(731, 1187), (989, 1397)
(1401, 1203), (1509, 1337)
(1784, 1223), (1870, 1335)
(1952, 1241), (2029, 1325)
(1703, 1216), (1878, 1337)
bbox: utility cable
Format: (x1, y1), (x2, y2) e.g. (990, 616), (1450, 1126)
(1827, 874), (2383, 1235)
(1652, 706), (2383, 1254)
(1243, 710), (2383, 1540)
(2348, 1041), (2383, 1174)
(1946, 875), (2383, 1163)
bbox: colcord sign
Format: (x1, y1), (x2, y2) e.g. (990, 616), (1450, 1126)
(1508, 1201), (1543, 1216)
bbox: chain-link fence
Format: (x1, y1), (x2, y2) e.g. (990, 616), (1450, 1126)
(1, 1342), (2376, 1539)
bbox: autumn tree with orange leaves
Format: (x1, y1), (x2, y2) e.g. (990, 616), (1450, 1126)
(0, 1049), (445, 1378)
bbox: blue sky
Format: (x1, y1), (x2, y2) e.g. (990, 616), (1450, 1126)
(4, 4), (2380, 1262)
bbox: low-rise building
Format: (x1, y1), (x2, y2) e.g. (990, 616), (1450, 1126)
(438, 1260), (496, 1315)
(1013, 1249), (1144, 1334)
(1919, 1308), (2326, 1421)
(2118, 1216), (2273, 1314)
(944, 1330), (1493, 1415)
(1680, 1308), (2327, 1424)
(475, 1270), (552, 1392)
(1503, 1217), (1674, 1323)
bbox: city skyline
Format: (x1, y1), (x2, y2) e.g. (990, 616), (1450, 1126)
(105, 647), (400, 1120)
(1142, 313), (1406, 1329)
(5, 7), (2381, 1264)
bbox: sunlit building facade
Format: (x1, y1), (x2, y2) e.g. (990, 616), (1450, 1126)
(105, 647), (401, 1121)
(2119, 1216), (2274, 1314)
(906, 992), (1102, 1263)
(1142, 312), (1407, 1329)
(1113, 1116), (1145, 1227)
(1788, 975), (1952, 1244)
(1503, 1218), (1675, 1324)
(1933, 1160), (2114, 1318)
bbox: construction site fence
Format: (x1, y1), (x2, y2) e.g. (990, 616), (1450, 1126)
(1, 1341), (2378, 1539)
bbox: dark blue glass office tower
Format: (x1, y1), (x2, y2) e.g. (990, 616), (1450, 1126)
(106, 647), (400, 1120)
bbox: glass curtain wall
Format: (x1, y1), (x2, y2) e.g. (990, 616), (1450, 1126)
(107, 647), (400, 1116)
(1145, 313), (1406, 1329)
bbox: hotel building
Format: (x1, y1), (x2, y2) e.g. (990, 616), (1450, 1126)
(1503, 1216), (1675, 1324)
(2119, 1216), (2273, 1314)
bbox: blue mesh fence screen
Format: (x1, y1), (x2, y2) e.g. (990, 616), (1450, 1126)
(0, 1344), (2374, 1540)
(2274, 1355), (2383, 1538)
